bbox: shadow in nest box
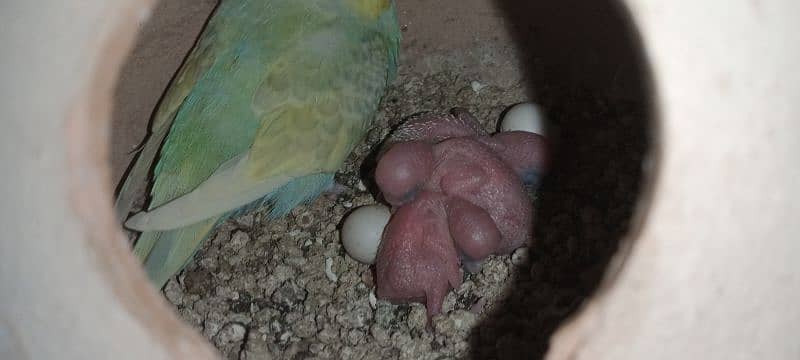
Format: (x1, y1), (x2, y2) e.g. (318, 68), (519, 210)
(469, 0), (656, 358)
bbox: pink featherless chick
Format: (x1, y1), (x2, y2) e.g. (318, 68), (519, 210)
(373, 109), (548, 319)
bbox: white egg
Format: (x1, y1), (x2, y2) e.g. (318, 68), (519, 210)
(500, 102), (547, 136)
(341, 204), (391, 264)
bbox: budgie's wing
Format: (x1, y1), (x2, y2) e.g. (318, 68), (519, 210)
(124, 1), (296, 261)
(126, 27), (393, 232)
(114, 20), (224, 224)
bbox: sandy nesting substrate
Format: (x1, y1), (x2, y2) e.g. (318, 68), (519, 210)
(159, 69), (529, 360)
(157, 67), (645, 359)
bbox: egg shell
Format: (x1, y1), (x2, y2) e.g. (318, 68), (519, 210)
(500, 102), (547, 136)
(341, 204), (391, 264)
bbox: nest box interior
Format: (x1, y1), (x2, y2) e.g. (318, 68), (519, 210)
(111, 0), (654, 358)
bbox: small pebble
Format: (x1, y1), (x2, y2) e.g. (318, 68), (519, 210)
(235, 214), (254, 228)
(271, 281), (307, 311)
(356, 180), (368, 192)
(229, 231), (250, 250)
(368, 291), (378, 309)
(214, 323), (246, 346)
(295, 211), (315, 228)
(434, 310), (477, 339)
(511, 247), (530, 266)
(370, 325), (391, 347)
(471, 80), (486, 93)
(292, 316), (318, 338)
(407, 304), (428, 331)
(163, 279), (184, 306)
(325, 258), (338, 282)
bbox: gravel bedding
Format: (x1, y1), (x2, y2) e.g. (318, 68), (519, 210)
(159, 68), (647, 360)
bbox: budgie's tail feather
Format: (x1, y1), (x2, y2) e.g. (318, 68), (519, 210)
(235, 172), (336, 220)
(135, 217), (219, 289)
(115, 119), (173, 225)
(132, 173), (334, 289)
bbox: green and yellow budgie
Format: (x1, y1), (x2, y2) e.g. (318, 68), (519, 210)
(116, 0), (400, 288)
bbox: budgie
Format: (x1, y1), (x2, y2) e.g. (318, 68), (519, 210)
(115, 0), (400, 289)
